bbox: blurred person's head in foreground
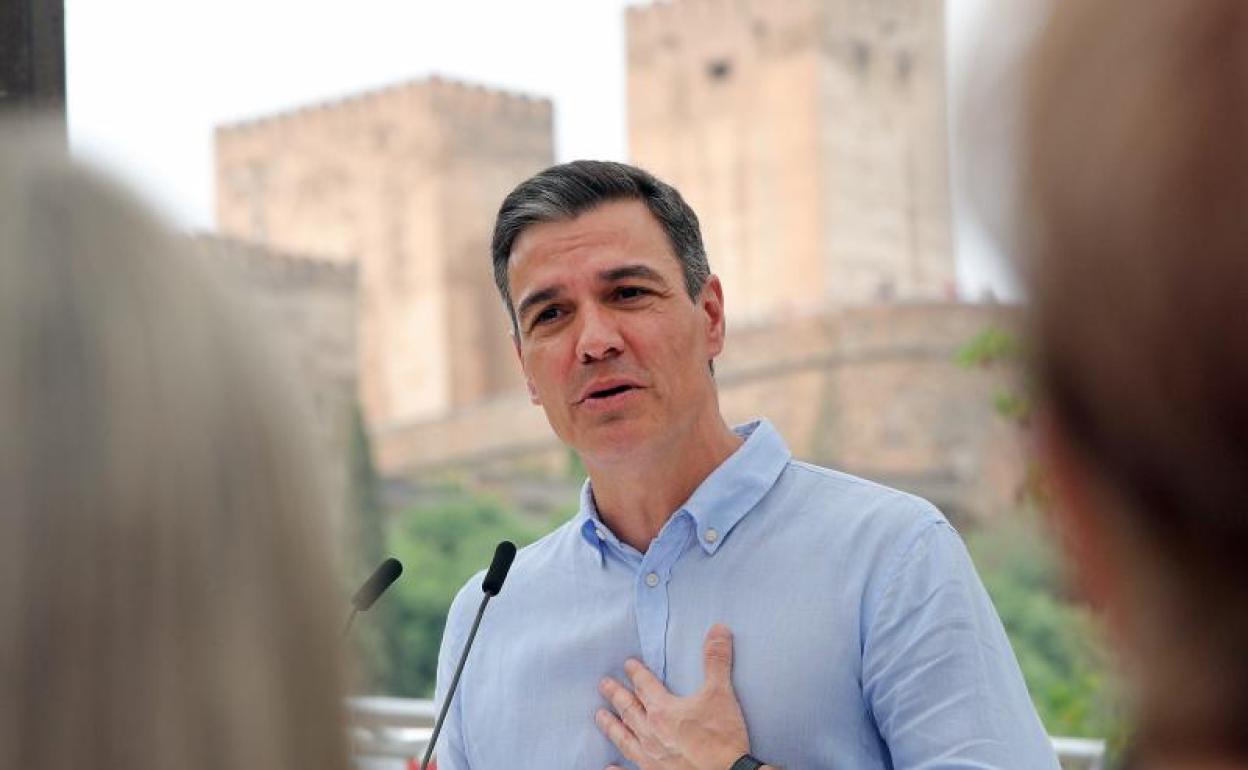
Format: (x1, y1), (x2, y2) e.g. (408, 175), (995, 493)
(1023, 0), (1248, 763)
(0, 127), (351, 770)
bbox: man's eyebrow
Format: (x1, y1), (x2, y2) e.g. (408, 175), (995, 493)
(515, 265), (670, 322)
(600, 264), (671, 286)
(516, 286), (563, 323)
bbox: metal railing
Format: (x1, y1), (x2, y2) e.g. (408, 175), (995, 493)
(1052, 736), (1108, 770)
(348, 697), (435, 768)
(347, 697), (1107, 769)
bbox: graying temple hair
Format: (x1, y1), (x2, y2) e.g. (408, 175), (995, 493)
(490, 160), (710, 328)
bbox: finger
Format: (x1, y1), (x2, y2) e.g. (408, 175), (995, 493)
(599, 676), (647, 732)
(595, 707), (643, 762)
(702, 623), (735, 691)
(623, 657), (670, 707)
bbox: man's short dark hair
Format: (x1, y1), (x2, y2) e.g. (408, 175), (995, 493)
(491, 160), (710, 328)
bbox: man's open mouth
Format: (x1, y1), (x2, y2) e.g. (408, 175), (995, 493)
(586, 384), (636, 400)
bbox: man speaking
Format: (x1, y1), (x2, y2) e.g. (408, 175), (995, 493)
(433, 161), (1056, 769)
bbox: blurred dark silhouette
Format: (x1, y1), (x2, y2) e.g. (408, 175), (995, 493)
(1022, 1), (1248, 766)
(0, 124), (351, 770)
(0, 0), (65, 133)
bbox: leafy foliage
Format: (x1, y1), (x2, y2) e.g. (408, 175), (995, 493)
(959, 327), (1126, 746)
(965, 513), (1126, 741)
(956, 326), (1022, 368)
(370, 494), (562, 697)
(958, 326), (1034, 425)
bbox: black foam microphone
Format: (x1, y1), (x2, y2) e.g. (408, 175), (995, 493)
(421, 541), (516, 769)
(344, 557), (403, 636)
(481, 540), (517, 596)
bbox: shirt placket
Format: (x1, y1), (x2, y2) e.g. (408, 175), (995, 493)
(633, 514), (692, 681)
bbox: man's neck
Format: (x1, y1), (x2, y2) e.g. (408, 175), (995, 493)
(586, 415), (744, 553)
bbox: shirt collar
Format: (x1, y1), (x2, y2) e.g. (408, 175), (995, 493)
(577, 481), (612, 564)
(576, 418), (791, 557)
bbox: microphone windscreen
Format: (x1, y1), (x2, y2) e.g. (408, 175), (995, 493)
(352, 557), (403, 611)
(481, 541), (517, 596)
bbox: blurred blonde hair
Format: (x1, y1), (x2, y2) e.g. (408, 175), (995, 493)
(0, 127), (352, 770)
(1023, 0), (1248, 755)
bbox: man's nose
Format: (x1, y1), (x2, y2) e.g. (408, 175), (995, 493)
(575, 305), (624, 364)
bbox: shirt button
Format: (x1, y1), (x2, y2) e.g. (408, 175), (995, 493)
(595, 528), (607, 541)
(645, 572), (659, 587)
(704, 528), (719, 544)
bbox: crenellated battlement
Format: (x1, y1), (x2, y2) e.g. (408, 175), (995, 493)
(210, 69), (554, 429)
(627, 0), (820, 54)
(215, 75), (551, 139)
(203, 1), (1001, 524)
(424, 75), (552, 121)
(193, 234), (358, 290)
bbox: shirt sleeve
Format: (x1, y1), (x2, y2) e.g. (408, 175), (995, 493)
(861, 515), (1060, 770)
(432, 576), (482, 770)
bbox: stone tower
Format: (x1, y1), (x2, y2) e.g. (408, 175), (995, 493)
(628, 0), (955, 324)
(215, 78), (554, 428)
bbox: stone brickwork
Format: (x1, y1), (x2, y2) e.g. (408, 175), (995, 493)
(627, 0), (955, 323)
(214, 78), (554, 429)
(375, 302), (1023, 524)
(207, 3), (1022, 524)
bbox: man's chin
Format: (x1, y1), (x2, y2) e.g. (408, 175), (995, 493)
(572, 416), (658, 465)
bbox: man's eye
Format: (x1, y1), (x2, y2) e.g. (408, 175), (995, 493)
(615, 286), (649, 300)
(533, 307), (562, 326)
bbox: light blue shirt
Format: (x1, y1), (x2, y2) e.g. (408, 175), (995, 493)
(434, 419), (1058, 769)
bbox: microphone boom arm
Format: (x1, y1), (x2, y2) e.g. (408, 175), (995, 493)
(421, 592), (491, 769)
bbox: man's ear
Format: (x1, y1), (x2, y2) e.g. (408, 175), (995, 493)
(512, 329), (541, 405)
(699, 274), (726, 359)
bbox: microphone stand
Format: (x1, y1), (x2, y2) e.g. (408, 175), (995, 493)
(344, 557), (403, 639)
(420, 593), (491, 770)
(420, 540), (514, 769)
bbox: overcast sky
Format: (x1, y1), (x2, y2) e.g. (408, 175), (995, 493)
(64, 0), (1019, 299)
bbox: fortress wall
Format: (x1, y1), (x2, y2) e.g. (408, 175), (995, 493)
(628, 0), (955, 324)
(215, 77), (553, 428)
(375, 302), (1024, 523)
(628, 0), (826, 323)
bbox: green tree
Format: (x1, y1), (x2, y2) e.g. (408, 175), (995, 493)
(959, 327), (1127, 749)
(965, 514), (1125, 741)
(377, 493), (560, 697)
